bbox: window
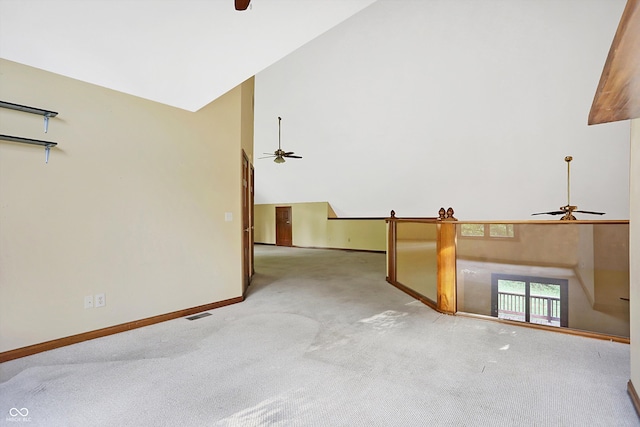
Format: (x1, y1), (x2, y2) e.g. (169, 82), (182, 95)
(460, 223), (516, 239)
(491, 274), (568, 327)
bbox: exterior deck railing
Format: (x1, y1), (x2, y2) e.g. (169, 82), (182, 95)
(498, 292), (561, 325)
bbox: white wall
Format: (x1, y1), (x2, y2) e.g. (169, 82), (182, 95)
(254, 0), (629, 220)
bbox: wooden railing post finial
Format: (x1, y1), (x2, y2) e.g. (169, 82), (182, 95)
(439, 207), (457, 221)
(446, 207), (457, 221)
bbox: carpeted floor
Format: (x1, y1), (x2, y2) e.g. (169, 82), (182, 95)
(0, 245), (637, 426)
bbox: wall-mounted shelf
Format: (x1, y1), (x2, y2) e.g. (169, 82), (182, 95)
(0, 100), (58, 133)
(0, 134), (57, 147)
(0, 101), (58, 117)
(0, 101), (59, 163)
(0, 134), (57, 163)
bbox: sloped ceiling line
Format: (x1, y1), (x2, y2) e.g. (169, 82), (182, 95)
(0, 0), (377, 111)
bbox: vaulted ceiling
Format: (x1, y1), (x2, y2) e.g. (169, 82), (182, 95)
(0, 0), (377, 111)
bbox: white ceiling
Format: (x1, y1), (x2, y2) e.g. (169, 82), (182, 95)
(0, 0), (376, 111)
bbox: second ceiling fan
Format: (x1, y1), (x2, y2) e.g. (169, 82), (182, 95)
(531, 156), (605, 220)
(260, 117), (303, 164)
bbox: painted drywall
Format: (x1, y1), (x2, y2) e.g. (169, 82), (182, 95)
(0, 1), (377, 112)
(241, 77), (255, 163)
(254, 204), (278, 244)
(254, 0), (630, 220)
(0, 59), (250, 352)
(289, 202), (330, 247)
(254, 202), (385, 251)
(326, 219), (385, 251)
(630, 119), (639, 391)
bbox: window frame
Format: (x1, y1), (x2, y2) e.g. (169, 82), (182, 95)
(490, 273), (569, 327)
(458, 223), (518, 240)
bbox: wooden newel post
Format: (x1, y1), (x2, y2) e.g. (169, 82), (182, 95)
(387, 210), (397, 283)
(437, 207), (457, 314)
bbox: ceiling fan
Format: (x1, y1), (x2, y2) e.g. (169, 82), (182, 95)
(235, 0), (251, 11)
(259, 117), (303, 164)
(531, 156), (605, 220)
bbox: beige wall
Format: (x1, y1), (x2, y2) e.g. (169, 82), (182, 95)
(0, 59), (251, 352)
(254, 203), (277, 244)
(254, 202), (385, 251)
(631, 119), (639, 390)
(326, 219), (385, 251)
(241, 77), (255, 163)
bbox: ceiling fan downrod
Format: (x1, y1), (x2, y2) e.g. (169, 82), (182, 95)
(565, 155), (572, 208)
(530, 155), (605, 220)
(258, 115), (303, 163)
(278, 116), (282, 151)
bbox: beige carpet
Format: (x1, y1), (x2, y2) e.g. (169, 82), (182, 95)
(0, 245), (636, 426)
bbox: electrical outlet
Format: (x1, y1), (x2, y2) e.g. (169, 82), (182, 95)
(95, 293), (106, 308)
(84, 295), (94, 309)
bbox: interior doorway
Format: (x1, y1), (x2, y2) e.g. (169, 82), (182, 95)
(275, 206), (293, 247)
(251, 163), (254, 275)
(242, 151), (254, 294)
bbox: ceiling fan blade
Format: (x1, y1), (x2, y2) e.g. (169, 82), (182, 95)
(284, 155), (302, 159)
(235, 0), (251, 11)
(283, 152), (295, 156)
(258, 155), (276, 159)
(574, 210), (606, 215)
(531, 211), (565, 216)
